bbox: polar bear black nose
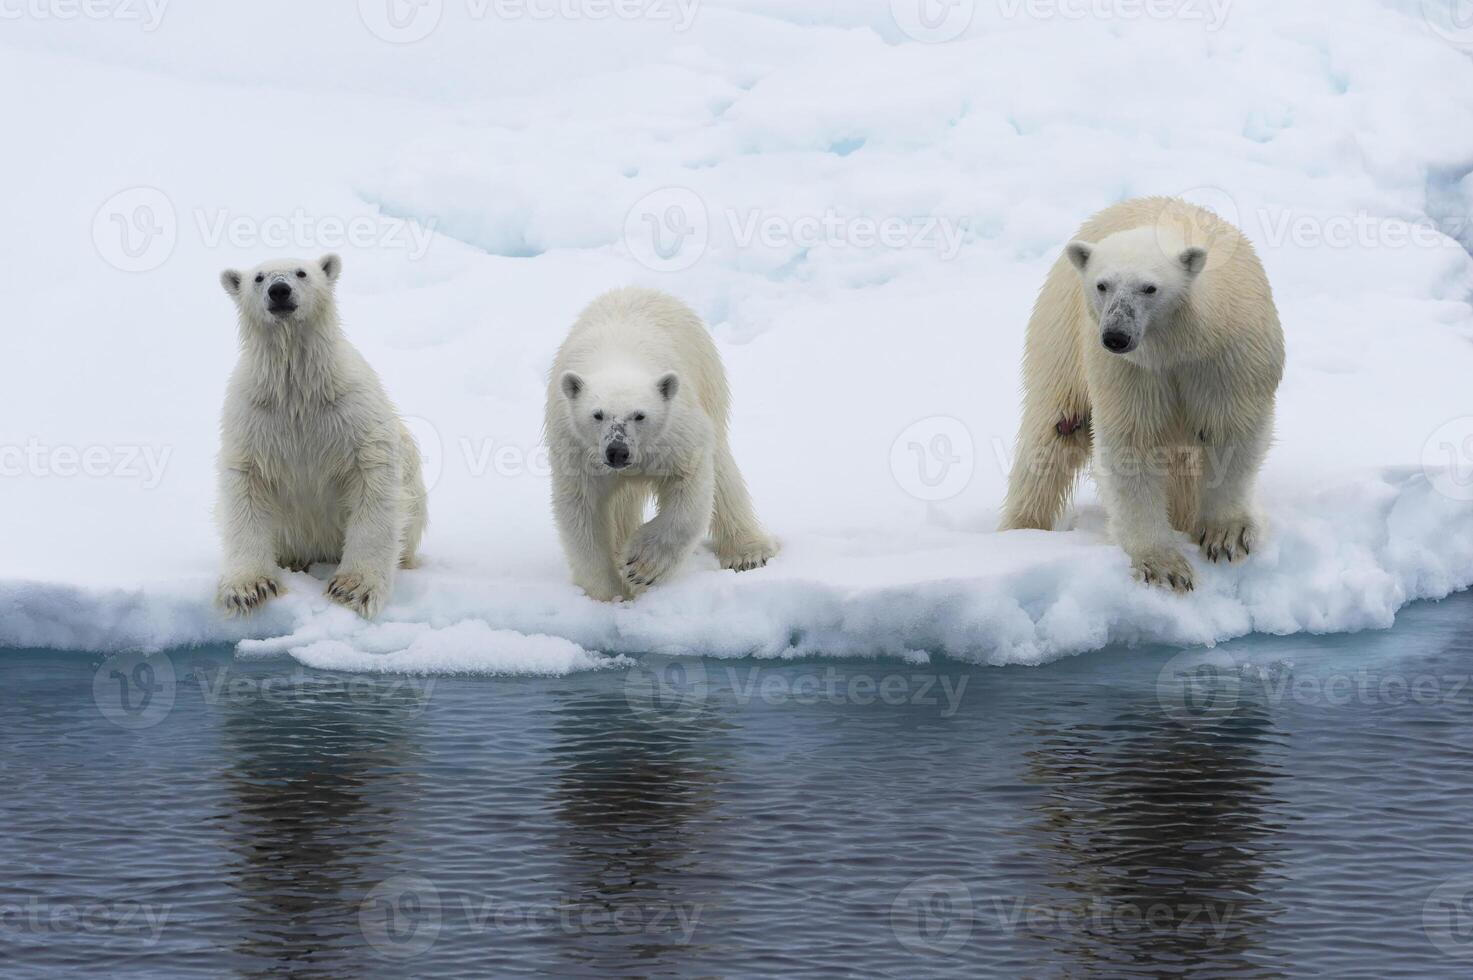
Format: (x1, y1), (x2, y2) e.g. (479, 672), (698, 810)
(605, 443), (631, 469)
(1102, 331), (1131, 353)
(267, 282), (292, 303)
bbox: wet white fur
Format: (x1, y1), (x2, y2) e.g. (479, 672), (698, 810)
(215, 254), (427, 618)
(1001, 198), (1284, 591)
(545, 287), (778, 601)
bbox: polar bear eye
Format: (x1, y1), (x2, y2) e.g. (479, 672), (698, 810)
(592, 411), (605, 422)
(254, 274), (264, 284)
(1142, 284), (1158, 295)
(632, 413), (646, 422)
(295, 269), (307, 279)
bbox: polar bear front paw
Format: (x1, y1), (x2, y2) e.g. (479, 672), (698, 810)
(620, 532), (685, 594)
(718, 535), (779, 573)
(1131, 549), (1195, 593)
(218, 572), (284, 616)
(326, 570), (388, 619)
(1195, 518), (1257, 564)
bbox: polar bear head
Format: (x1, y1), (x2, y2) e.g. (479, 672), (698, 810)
(1065, 228), (1206, 356)
(220, 254), (342, 327)
(558, 368), (680, 471)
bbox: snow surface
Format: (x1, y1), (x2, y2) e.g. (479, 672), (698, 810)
(3, 0), (1473, 674)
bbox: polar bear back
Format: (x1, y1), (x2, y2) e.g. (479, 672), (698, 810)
(547, 287), (730, 429)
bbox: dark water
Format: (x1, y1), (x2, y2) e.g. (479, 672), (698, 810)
(6, 595), (1473, 978)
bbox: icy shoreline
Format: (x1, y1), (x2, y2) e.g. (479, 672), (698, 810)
(4, 467), (1469, 675)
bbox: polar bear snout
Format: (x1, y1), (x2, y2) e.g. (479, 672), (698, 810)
(603, 420), (634, 469)
(604, 441), (632, 469)
(265, 280), (297, 317)
(1099, 301), (1142, 354)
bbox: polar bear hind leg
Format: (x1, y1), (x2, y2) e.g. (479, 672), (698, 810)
(397, 422), (429, 569)
(399, 491), (427, 570)
(711, 437), (779, 572)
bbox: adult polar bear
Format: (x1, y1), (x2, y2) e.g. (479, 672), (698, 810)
(546, 288), (778, 601)
(215, 254), (427, 618)
(1001, 198), (1284, 592)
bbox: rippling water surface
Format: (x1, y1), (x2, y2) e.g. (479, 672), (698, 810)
(6, 594), (1473, 977)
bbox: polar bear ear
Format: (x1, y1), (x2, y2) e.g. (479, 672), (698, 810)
(319, 253), (342, 283)
(1065, 241), (1093, 272)
(657, 373), (679, 402)
(1179, 247), (1208, 277)
(560, 371), (585, 401)
(220, 269), (243, 296)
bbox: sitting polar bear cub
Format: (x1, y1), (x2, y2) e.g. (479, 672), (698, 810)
(1001, 198), (1284, 592)
(546, 288), (778, 601)
(215, 254), (427, 618)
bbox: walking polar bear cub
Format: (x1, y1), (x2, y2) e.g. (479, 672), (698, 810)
(1001, 198), (1284, 592)
(215, 254), (427, 618)
(546, 288), (778, 601)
